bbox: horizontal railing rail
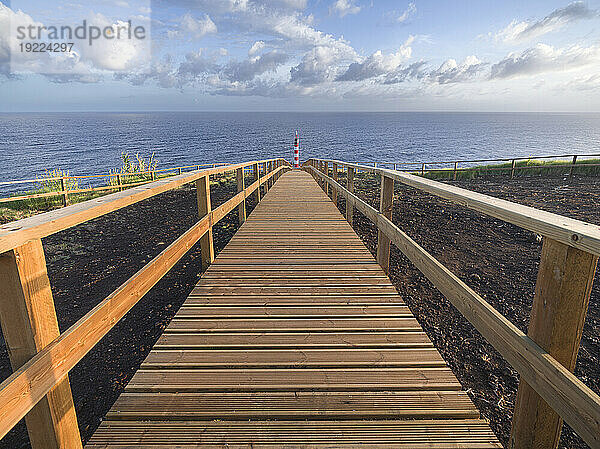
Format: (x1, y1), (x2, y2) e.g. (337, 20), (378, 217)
(305, 158), (600, 449)
(0, 158), (290, 448)
(0, 162), (233, 206)
(349, 153), (600, 179)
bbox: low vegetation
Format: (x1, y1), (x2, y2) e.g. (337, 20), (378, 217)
(420, 158), (600, 181)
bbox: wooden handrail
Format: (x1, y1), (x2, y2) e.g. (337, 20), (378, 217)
(0, 160), (289, 445)
(349, 152), (600, 167)
(0, 162), (235, 186)
(305, 161), (600, 449)
(0, 161), (280, 207)
(312, 159), (600, 256)
(0, 159), (286, 255)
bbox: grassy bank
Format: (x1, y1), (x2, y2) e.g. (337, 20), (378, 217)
(420, 158), (600, 180)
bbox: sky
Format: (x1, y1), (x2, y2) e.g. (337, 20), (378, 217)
(1, 0), (600, 112)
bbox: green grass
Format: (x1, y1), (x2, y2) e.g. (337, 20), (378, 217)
(420, 158), (600, 181)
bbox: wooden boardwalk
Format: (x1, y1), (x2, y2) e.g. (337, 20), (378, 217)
(86, 170), (500, 448)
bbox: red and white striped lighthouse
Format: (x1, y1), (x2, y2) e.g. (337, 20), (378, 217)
(293, 130), (300, 168)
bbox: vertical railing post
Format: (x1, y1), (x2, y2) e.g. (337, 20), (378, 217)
(420, 163), (425, 176)
(346, 166), (354, 225)
(151, 171), (156, 181)
(332, 163), (338, 205)
(0, 239), (82, 449)
(196, 175), (214, 270)
(376, 175), (394, 273)
(60, 177), (69, 207)
(569, 155), (578, 178)
(511, 159), (516, 179)
(262, 162), (267, 194)
(510, 237), (598, 449)
(236, 167), (246, 225)
(318, 161), (324, 190)
(453, 162), (458, 181)
(116, 174), (122, 192)
(253, 162), (261, 203)
(325, 162), (331, 197)
(178, 167), (182, 175)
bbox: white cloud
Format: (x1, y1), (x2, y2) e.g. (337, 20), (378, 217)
(77, 13), (151, 71)
(383, 61), (427, 84)
(397, 2), (416, 23)
(224, 50), (289, 81)
(290, 45), (351, 84)
(248, 40), (265, 56)
(495, 1), (597, 43)
(336, 35), (414, 81)
(429, 55), (487, 84)
(560, 73), (600, 91)
(162, 0), (248, 14)
(0, 5), (147, 81)
(490, 43), (600, 79)
(330, 0), (361, 18)
(168, 13), (217, 39)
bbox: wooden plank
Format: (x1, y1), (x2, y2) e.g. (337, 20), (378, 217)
(155, 332), (433, 349)
(126, 368), (462, 392)
(510, 237), (599, 449)
(191, 286), (399, 295)
(184, 295), (404, 305)
(196, 175), (214, 270)
(141, 348), (445, 368)
(106, 391), (478, 420)
(175, 305), (410, 316)
(0, 239), (82, 449)
(166, 317), (421, 332)
(87, 420), (501, 448)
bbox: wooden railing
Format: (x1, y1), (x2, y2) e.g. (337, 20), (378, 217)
(0, 162), (230, 206)
(353, 153), (600, 180)
(0, 158), (289, 449)
(305, 158), (600, 449)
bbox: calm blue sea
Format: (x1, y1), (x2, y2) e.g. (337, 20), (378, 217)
(1, 111), (600, 194)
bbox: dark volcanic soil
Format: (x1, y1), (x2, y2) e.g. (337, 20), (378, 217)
(343, 174), (600, 449)
(0, 174), (259, 449)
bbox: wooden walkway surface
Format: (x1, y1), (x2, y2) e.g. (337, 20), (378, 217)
(87, 170), (500, 448)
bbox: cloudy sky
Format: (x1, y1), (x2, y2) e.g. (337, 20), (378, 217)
(1, 0), (600, 111)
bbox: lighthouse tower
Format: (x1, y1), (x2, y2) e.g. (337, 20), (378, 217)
(293, 131), (300, 168)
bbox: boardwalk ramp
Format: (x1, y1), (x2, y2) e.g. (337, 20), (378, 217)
(87, 170), (500, 448)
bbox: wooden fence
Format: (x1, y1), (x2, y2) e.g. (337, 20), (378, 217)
(354, 153), (600, 180)
(0, 162), (230, 206)
(305, 158), (600, 449)
(0, 158), (289, 449)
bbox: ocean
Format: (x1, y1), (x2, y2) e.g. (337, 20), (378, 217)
(1, 111), (600, 194)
